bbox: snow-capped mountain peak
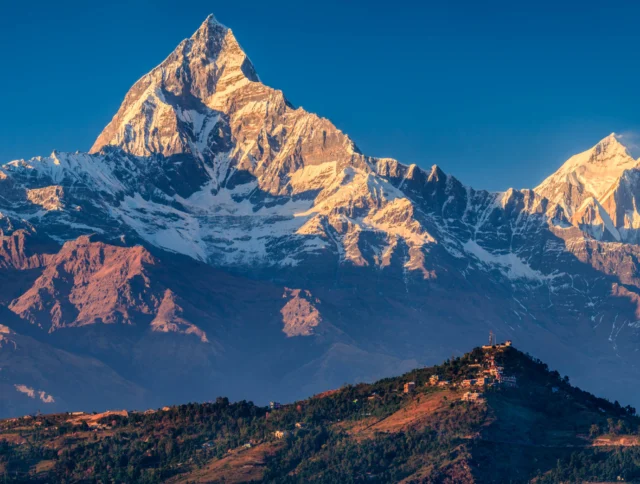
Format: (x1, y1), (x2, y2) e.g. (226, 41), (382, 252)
(90, 13), (258, 158)
(188, 13), (259, 83)
(535, 133), (639, 210)
(532, 133), (640, 242)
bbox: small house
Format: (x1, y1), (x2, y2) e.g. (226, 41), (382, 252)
(403, 382), (416, 393)
(461, 392), (484, 402)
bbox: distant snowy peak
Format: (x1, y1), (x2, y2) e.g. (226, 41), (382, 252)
(532, 133), (640, 242)
(535, 133), (639, 213)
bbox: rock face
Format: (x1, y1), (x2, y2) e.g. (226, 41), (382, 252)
(2, 15), (640, 416)
(280, 288), (325, 337)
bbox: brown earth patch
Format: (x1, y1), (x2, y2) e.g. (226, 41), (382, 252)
(34, 459), (56, 474)
(592, 435), (640, 447)
(68, 410), (128, 427)
(348, 390), (456, 440)
(168, 442), (283, 483)
(313, 389), (340, 399)
(0, 433), (27, 445)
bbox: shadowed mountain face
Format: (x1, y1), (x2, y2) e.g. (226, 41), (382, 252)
(2, 15), (640, 416)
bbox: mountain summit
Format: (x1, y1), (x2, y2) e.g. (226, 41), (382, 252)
(536, 133), (639, 215)
(536, 134), (640, 241)
(2, 15), (640, 416)
(90, 14), (258, 159)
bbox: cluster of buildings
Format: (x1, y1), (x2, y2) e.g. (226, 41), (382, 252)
(405, 335), (518, 402)
(461, 377), (487, 388)
(457, 337), (518, 401)
(273, 423), (304, 440)
(427, 375), (451, 387)
(366, 335), (519, 405)
(404, 374), (451, 394)
(483, 353), (518, 388)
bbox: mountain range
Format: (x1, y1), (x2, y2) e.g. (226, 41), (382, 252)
(2, 14), (640, 417)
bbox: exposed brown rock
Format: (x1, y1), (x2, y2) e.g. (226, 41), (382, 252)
(10, 236), (158, 331)
(280, 288), (322, 337)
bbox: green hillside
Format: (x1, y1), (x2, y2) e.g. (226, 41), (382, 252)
(1, 345), (639, 483)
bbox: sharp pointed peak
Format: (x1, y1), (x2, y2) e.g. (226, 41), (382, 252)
(185, 14), (256, 80)
(429, 164), (446, 175)
(189, 13), (230, 48)
(91, 14), (260, 155)
(587, 132), (634, 160)
(535, 132), (640, 202)
(195, 13), (228, 35)
(427, 164), (447, 182)
(204, 13), (221, 24)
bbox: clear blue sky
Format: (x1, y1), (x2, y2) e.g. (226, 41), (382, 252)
(1, 0), (639, 191)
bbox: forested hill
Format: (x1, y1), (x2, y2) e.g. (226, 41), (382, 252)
(1, 345), (639, 483)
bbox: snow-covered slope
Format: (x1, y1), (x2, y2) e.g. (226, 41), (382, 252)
(536, 133), (639, 208)
(1, 15), (439, 272)
(536, 133), (640, 241)
(3, 14), (640, 415)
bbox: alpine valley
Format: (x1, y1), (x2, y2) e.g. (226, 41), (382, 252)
(2, 15), (640, 417)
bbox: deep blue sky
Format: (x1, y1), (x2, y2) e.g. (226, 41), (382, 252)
(1, 1), (639, 191)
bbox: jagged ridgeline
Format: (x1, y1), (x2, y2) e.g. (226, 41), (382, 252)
(1, 346), (639, 483)
(3, 13), (640, 418)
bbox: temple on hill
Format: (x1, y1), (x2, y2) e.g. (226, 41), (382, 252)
(458, 339), (520, 401)
(482, 331), (513, 349)
(474, 335), (518, 390)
